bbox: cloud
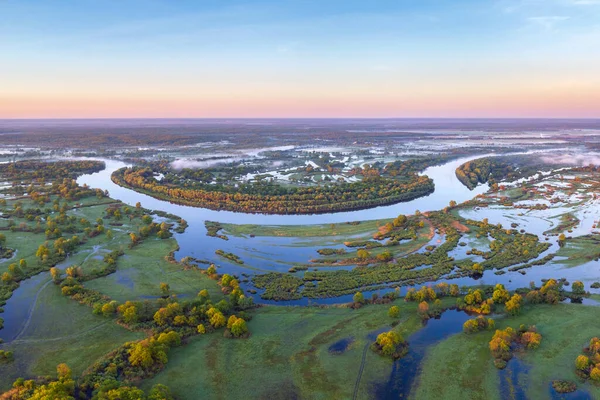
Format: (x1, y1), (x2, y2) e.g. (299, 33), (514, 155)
(527, 15), (570, 30)
(170, 157), (246, 169)
(540, 153), (600, 165)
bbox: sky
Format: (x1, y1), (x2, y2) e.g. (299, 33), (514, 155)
(1, 0), (600, 118)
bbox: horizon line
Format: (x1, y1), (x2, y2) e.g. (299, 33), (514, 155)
(1, 117), (600, 121)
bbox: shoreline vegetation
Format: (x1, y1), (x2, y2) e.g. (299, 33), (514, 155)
(109, 156), (458, 214)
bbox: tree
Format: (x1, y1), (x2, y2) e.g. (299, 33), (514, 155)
(101, 301), (118, 317)
(418, 301), (429, 316)
(56, 363), (72, 380)
(591, 367), (600, 381)
(209, 310), (226, 328)
(198, 289), (210, 300)
(375, 330), (404, 356)
(221, 274), (233, 287)
(118, 301), (139, 324)
(207, 264), (217, 275)
(521, 331), (542, 349)
(449, 284), (460, 297)
(357, 249), (370, 260)
(377, 251), (393, 262)
(471, 263), (483, 275)
(128, 339), (167, 369)
(492, 284), (510, 304)
(393, 215), (407, 227)
(576, 355), (590, 371)
(353, 292), (365, 304)
(129, 232), (139, 245)
(558, 233), (566, 247)
(0, 233), (5, 249)
(388, 305), (400, 318)
(148, 384), (174, 400)
(50, 267), (62, 283)
(505, 293), (523, 316)
(106, 230), (114, 240)
(157, 330), (181, 347)
(1, 272), (13, 284)
(230, 318), (248, 337)
(65, 265), (83, 278)
(97, 386), (145, 400)
(160, 282), (170, 296)
(36, 244), (49, 260)
(197, 324), (206, 334)
(572, 281), (585, 296)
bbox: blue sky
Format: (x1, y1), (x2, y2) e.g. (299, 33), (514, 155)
(1, 0), (599, 117)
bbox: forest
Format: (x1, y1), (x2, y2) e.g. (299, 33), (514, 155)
(112, 161), (436, 214)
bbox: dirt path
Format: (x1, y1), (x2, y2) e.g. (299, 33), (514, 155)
(10, 321), (110, 344)
(10, 277), (53, 342)
(352, 341), (370, 400)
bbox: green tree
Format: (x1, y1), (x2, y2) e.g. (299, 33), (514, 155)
(50, 267), (62, 283)
(388, 305), (400, 318)
(505, 293), (523, 316)
(492, 284), (510, 304)
(558, 233), (566, 247)
(157, 331), (182, 348)
(357, 249), (370, 260)
(231, 318), (248, 337)
(148, 384), (174, 400)
(353, 292), (365, 304)
(97, 386), (145, 400)
(160, 282), (170, 296)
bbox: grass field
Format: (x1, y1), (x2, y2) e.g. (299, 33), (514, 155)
(84, 237), (222, 301)
(0, 276), (143, 391)
(414, 303), (600, 399)
(142, 297), (457, 399)
(219, 219), (393, 239)
(554, 235), (600, 267)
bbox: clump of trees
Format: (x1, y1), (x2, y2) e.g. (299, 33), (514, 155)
(575, 337), (600, 382)
(455, 156), (547, 190)
(489, 325), (542, 369)
(0, 233), (14, 259)
(6, 363), (75, 399)
(224, 315), (249, 338)
(551, 380), (577, 394)
(349, 290), (399, 309)
(0, 349), (14, 363)
(525, 279), (565, 305)
(457, 288), (493, 314)
(4, 360), (177, 400)
(371, 330), (408, 359)
(463, 316), (495, 334)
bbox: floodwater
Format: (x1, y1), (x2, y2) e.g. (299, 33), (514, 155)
(374, 310), (471, 399)
(74, 155), (600, 302)
(75, 156), (490, 285)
